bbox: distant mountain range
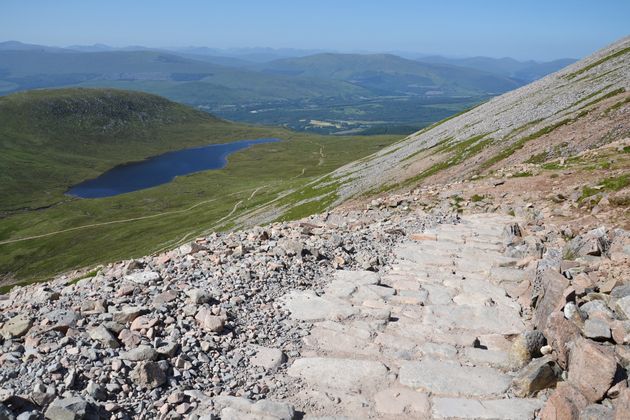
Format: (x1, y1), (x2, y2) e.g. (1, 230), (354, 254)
(414, 55), (577, 83)
(0, 40), (577, 133)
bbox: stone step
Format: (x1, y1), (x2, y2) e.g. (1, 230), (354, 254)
(399, 359), (512, 397)
(281, 291), (358, 322)
(287, 357), (390, 393)
(421, 304), (525, 335)
(431, 397), (543, 419)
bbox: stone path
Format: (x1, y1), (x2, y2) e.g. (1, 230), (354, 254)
(282, 213), (544, 419)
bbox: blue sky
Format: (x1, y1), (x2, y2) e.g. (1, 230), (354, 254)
(1, 0), (628, 60)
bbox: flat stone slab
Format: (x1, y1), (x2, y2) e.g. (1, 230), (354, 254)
(432, 397), (543, 419)
(288, 357), (389, 392)
(304, 325), (379, 357)
(281, 291), (358, 321)
(422, 304), (525, 335)
(334, 270), (380, 285)
(399, 359), (511, 397)
(373, 387), (430, 416)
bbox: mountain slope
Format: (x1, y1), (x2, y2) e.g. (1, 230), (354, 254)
(329, 36), (629, 201)
(0, 50), (371, 101)
(249, 36), (629, 220)
(258, 53), (523, 95)
(416, 55), (577, 82)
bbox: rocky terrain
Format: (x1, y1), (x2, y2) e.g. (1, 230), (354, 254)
(1, 152), (629, 418)
(0, 37), (629, 419)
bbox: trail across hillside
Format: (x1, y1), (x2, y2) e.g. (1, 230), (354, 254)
(0, 199), (220, 245)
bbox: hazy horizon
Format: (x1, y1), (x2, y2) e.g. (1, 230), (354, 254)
(1, 0), (629, 61)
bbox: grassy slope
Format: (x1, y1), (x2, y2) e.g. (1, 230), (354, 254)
(0, 88), (398, 283)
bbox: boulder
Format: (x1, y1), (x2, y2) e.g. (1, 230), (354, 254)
(130, 361), (166, 389)
(88, 325), (120, 348)
(614, 296), (630, 320)
(564, 228), (608, 258)
(582, 318), (611, 341)
(44, 396), (97, 420)
(544, 311), (581, 369)
(124, 271), (160, 284)
(111, 306), (146, 324)
(0, 315), (32, 339)
(250, 346), (286, 370)
(186, 288), (210, 305)
(534, 269), (570, 331)
(195, 307), (226, 333)
(539, 382), (588, 420)
(567, 338), (617, 403)
(509, 330), (546, 369)
(44, 310), (79, 333)
(512, 356), (560, 397)
(119, 345), (157, 361)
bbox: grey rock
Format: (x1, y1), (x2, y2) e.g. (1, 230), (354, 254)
(44, 396), (96, 420)
(119, 345), (157, 361)
(615, 296), (630, 320)
(250, 346), (286, 370)
(0, 404), (14, 420)
(512, 356), (560, 397)
(130, 361), (166, 389)
(85, 381), (106, 401)
(0, 315), (32, 339)
(579, 404), (614, 420)
(186, 288), (210, 304)
(399, 359), (511, 397)
(88, 325), (119, 348)
(124, 271), (160, 284)
(582, 318), (611, 341)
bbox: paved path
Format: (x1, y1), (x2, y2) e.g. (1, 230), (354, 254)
(282, 213), (544, 419)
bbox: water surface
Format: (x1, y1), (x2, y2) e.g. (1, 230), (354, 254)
(67, 138), (280, 198)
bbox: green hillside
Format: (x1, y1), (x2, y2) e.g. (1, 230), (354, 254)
(0, 88), (399, 283)
(1, 88), (225, 210)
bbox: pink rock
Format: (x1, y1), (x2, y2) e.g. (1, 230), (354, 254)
(540, 382), (588, 420)
(568, 338), (617, 403)
(544, 312), (581, 369)
(195, 307), (226, 333)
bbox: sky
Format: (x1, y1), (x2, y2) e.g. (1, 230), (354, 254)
(1, 0), (628, 60)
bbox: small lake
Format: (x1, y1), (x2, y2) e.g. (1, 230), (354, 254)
(67, 138), (281, 198)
